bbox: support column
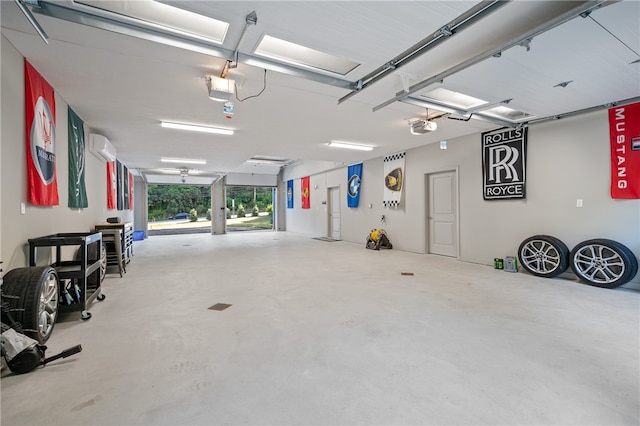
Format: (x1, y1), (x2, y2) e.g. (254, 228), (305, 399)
(133, 176), (148, 238)
(276, 169), (286, 231)
(211, 176), (226, 235)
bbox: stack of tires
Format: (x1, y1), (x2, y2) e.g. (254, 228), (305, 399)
(518, 235), (638, 289)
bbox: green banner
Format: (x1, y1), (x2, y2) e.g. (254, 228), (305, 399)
(68, 107), (88, 208)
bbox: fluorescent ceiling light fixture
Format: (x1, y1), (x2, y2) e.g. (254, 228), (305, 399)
(161, 121), (234, 135)
(481, 106), (533, 121)
(161, 158), (207, 165)
(327, 141), (373, 151)
(76, 0), (229, 44)
(246, 155), (291, 165)
(255, 35), (359, 75)
(421, 88), (487, 110)
(160, 168), (180, 174)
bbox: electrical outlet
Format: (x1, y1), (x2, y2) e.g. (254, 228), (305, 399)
(20, 202), (26, 215)
(576, 199), (583, 208)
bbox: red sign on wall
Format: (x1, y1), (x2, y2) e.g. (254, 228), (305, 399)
(301, 176), (310, 209)
(609, 102), (640, 199)
(25, 60), (59, 205)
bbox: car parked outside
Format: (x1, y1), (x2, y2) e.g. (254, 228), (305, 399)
(170, 212), (190, 220)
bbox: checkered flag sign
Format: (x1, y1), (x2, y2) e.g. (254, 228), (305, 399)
(383, 151), (405, 208)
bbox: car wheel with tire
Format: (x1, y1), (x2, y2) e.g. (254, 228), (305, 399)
(1, 266), (59, 344)
(75, 242), (107, 285)
(570, 239), (638, 288)
(518, 235), (570, 278)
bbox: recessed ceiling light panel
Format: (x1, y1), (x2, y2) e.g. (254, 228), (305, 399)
(76, 0), (229, 44)
(255, 35), (359, 75)
(481, 106), (533, 121)
(421, 88), (487, 110)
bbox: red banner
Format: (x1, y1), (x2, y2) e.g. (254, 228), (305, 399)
(106, 161), (117, 209)
(25, 60), (59, 205)
(301, 176), (310, 209)
(609, 102), (640, 199)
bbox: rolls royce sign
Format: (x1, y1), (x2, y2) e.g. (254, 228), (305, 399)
(482, 127), (528, 200)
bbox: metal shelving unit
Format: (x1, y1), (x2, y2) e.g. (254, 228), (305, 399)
(94, 222), (133, 265)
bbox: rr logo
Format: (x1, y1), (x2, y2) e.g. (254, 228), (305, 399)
(488, 145), (519, 183)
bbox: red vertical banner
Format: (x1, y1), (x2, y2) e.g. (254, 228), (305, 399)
(609, 102), (640, 199)
(106, 161), (117, 209)
(25, 60), (59, 205)
(301, 176), (310, 209)
(129, 171), (134, 210)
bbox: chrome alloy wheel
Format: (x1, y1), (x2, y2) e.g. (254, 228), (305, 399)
(572, 243), (626, 286)
(520, 240), (563, 275)
(38, 270), (59, 339)
(518, 235), (569, 278)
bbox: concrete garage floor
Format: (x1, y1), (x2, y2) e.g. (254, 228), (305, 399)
(1, 231), (639, 425)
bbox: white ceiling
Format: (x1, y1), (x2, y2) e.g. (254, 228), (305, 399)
(2, 1), (639, 183)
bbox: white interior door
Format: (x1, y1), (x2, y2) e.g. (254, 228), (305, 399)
(329, 187), (341, 240)
(428, 171), (458, 257)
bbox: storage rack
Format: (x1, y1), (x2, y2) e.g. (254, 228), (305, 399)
(28, 232), (105, 320)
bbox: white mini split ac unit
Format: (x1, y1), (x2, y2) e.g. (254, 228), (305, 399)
(410, 120), (438, 135)
(89, 133), (117, 162)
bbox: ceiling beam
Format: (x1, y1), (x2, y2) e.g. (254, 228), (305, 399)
(337, 0), (510, 105)
(400, 96), (515, 128)
(523, 96), (640, 127)
(373, 0), (609, 113)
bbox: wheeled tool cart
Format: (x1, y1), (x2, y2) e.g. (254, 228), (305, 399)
(28, 232), (106, 320)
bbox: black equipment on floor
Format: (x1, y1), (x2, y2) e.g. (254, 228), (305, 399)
(1, 325), (82, 374)
(365, 229), (393, 250)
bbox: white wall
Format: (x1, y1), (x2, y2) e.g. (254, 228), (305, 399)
(225, 173), (277, 187)
(1, 35), (132, 270)
(283, 110), (640, 288)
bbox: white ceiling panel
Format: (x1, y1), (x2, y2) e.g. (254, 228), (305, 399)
(2, 0), (638, 183)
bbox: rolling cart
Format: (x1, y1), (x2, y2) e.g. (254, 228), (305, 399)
(28, 232), (106, 320)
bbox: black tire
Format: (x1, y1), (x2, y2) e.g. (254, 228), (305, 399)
(1, 266), (59, 344)
(518, 235), (570, 278)
(570, 239), (639, 288)
(75, 242), (107, 285)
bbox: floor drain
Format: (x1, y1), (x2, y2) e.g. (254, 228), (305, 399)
(208, 303), (232, 311)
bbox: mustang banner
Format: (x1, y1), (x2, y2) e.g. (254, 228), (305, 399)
(481, 127), (528, 200)
(68, 107), (88, 208)
(25, 60), (59, 206)
(301, 176), (310, 209)
(383, 152), (405, 208)
(609, 102), (640, 199)
(107, 161), (117, 209)
(287, 180), (294, 208)
(347, 163), (363, 208)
